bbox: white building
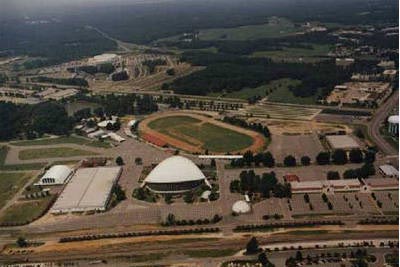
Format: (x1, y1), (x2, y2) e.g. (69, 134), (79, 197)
(143, 156), (206, 194)
(387, 115), (399, 136)
(379, 164), (399, 178)
(36, 165), (73, 185)
(290, 179), (362, 194)
(51, 166), (122, 213)
(326, 135), (360, 151)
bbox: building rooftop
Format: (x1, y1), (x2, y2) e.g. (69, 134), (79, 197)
(379, 165), (399, 177)
(51, 166), (121, 213)
(326, 135), (360, 150)
(145, 156), (205, 184)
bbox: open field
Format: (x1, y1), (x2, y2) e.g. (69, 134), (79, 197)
(251, 44), (332, 63)
(18, 147), (98, 160)
(266, 81), (319, 105)
(140, 112), (265, 153)
(245, 103), (321, 120)
(218, 78), (300, 100)
(0, 146), (46, 171)
(0, 172), (32, 208)
(11, 136), (111, 148)
(198, 17), (299, 40)
(0, 196), (54, 224)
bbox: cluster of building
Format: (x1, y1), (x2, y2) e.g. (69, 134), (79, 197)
(74, 116), (126, 143)
(326, 82), (392, 107)
(0, 86), (79, 104)
(35, 162), (122, 213)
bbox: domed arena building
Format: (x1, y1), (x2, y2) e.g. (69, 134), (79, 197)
(143, 156), (206, 194)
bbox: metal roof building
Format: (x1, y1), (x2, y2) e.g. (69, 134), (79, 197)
(36, 165), (73, 185)
(51, 166), (122, 213)
(379, 165), (399, 178)
(143, 156), (206, 194)
(326, 135), (360, 150)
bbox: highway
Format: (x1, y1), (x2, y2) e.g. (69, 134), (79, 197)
(368, 91), (399, 156)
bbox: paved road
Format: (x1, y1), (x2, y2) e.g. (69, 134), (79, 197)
(368, 91), (399, 156)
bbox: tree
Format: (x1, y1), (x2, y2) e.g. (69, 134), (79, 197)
(304, 193), (310, 203)
(258, 252), (275, 267)
(116, 156), (124, 166)
(243, 150), (254, 166)
(343, 169), (358, 179)
(246, 236), (260, 254)
(332, 149), (348, 165)
(210, 158), (216, 168)
(316, 152), (330, 165)
(166, 68), (175, 76)
(183, 192), (194, 203)
(230, 180), (241, 193)
(283, 155), (296, 167)
(262, 152), (275, 167)
(166, 213), (175, 225)
(364, 151), (376, 163)
(296, 250), (303, 261)
(327, 171), (340, 180)
(164, 194), (173, 204)
(135, 157), (143, 165)
(349, 149), (363, 163)
(301, 156), (311, 166)
(16, 237), (28, 248)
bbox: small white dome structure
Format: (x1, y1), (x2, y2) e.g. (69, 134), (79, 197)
(144, 156), (206, 193)
(232, 200), (251, 214)
(388, 115), (399, 135)
(37, 165), (73, 185)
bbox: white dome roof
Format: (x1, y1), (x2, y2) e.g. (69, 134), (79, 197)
(41, 165), (72, 184)
(232, 200), (251, 214)
(388, 115), (399, 124)
(145, 156), (205, 184)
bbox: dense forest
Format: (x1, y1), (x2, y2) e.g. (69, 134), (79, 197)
(170, 51), (380, 98)
(1, 0), (397, 64)
(0, 102), (73, 141)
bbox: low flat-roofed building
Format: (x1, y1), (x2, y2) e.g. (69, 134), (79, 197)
(291, 179), (361, 194)
(379, 165), (399, 178)
(51, 166), (122, 213)
(326, 135), (360, 151)
(362, 178), (399, 191)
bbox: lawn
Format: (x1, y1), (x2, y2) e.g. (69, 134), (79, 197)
(0, 196), (54, 224)
(19, 147), (97, 160)
(266, 81), (320, 105)
(220, 78), (301, 100)
(198, 17), (299, 40)
(0, 146), (46, 171)
(12, 136), (110, 148)
(148, 116), (255, 152)
(0, 172), (32, 208)
(251, 44), (332, 63)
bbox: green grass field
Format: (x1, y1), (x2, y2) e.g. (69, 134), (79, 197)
(198, 17), (299, 40)
(12, 136), (110, 148)
(0, 172), (32, 208)
(19, 147), (97, 160)
(251, 44), (332, 63)
(219, 78), (301, 100)
(0, 196), (54, 224)
(267, 81), (320, 105)
(148, 115), (255, 152)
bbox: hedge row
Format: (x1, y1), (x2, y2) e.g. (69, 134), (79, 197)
(359, 217), (399, 225)
(59, 227), (220, 243)
(234, 220), (344, 232)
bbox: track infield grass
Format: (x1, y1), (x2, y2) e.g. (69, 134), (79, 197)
(147, 115), (255, 152)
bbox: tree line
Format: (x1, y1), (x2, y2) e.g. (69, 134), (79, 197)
(230, 170), (291, 199)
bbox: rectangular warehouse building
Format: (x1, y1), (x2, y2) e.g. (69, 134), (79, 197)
(51, 166), (122, 213)
(326, 135), (360, 151)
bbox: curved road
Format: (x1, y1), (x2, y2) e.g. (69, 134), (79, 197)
(368, 91), (399, 156)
